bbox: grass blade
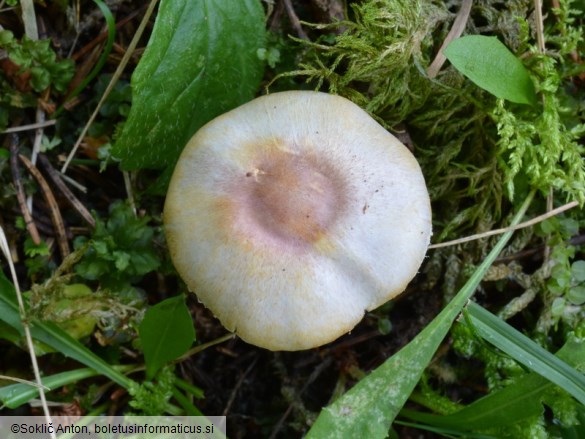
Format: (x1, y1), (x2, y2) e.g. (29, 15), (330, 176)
(399, 334), (585, 431)
(0, 272), (133, 389)
(0, 366), (132, 409)
(466, 301), (585, 405)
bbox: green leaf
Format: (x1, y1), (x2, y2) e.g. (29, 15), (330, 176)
(552, 297), (566, 317)
(23, 238), (50, 257)
(0, 30), (14, 45)
(571, 260), (585, 282)
(568, 285), (585, 305)
(306, 191), (535, 438)
(139, 295), (195, 380)
(112, 0), (266, 170)
(113, 250), (131, 271)
(444, 35), (537, 105)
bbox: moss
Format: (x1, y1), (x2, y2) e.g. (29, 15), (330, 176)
(279, 3), (585, 433)
(283, 0), (584, 241)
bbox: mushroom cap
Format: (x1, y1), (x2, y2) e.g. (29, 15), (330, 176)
(164, 91), (432, 351)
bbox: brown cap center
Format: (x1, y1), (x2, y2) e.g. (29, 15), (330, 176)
(244, 152), (345, 245)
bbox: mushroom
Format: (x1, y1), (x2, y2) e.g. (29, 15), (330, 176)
(164, 91), (432, 351)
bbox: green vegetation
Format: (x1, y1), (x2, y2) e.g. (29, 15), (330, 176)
(0, 0), (584, 437)
(73, 201), (160, 289)
(0, 29), (74, 130)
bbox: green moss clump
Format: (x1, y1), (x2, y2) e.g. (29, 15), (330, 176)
(287, 0), (584, 241)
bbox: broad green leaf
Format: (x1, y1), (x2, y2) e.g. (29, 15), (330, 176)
(0, 271), (133, 389)
(306, 191), (535, 438)
(112, 0), (266, 170)
(139, 295), (195, 379)
(444, 35), (536, 105)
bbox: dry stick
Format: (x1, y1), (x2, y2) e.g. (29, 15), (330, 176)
(9, 206), (57, 237)
(61, 0), (160, 174)
(269, 356), (334, 439)
(428, 200), (580, 249)
(30, 107), (46, 169)
(9, 134), (41, 245)
(533, 0), (552, 264)
(123, 171), (137, 216)
(0, 227), (56, 439)
(269, 0), (284, 32)
(19, 0), (39, 40)
(60, 173), (88, 193)
(427, 0), (473, 79)
(222, 357), (258, 417)
(27, 106), (47, 214)
(534, 0), (545, 53)
(544, 188), (554, 265)
(19, 155), (70, 258)
(20, 0), (44, 217)
(1, 120), (56, 133)
(496, 234), (585, 263)
(38, 154), (96, 228)
(283, 0), (309, 40)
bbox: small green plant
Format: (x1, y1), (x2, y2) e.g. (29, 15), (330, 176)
(73, 201), (161, 289)
(23, 236), (53, 279)
(0, 29), (74, 130)
(257, 47), (281, 68)
(0, 30), (73, 93)
(39, 134), (62, 153)
(12, 217), (55, 280)
(534, 216), (585, 332)
(89, 74), (132, 138)
(128, 366), (175, 415)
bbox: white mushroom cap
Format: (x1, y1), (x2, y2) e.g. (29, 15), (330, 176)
(164, 91), (431, 351)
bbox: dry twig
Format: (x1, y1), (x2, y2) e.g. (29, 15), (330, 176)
(1, 120), (56, 133)
(38, 155), (96, 228)
(19, 154), (70, 258)
(9, 134), (41, 245)
(427, 0), (472, 79)
(534, 0), (545, 53)
(429, 200), (580, 249)
(283, 0), (309, 40)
